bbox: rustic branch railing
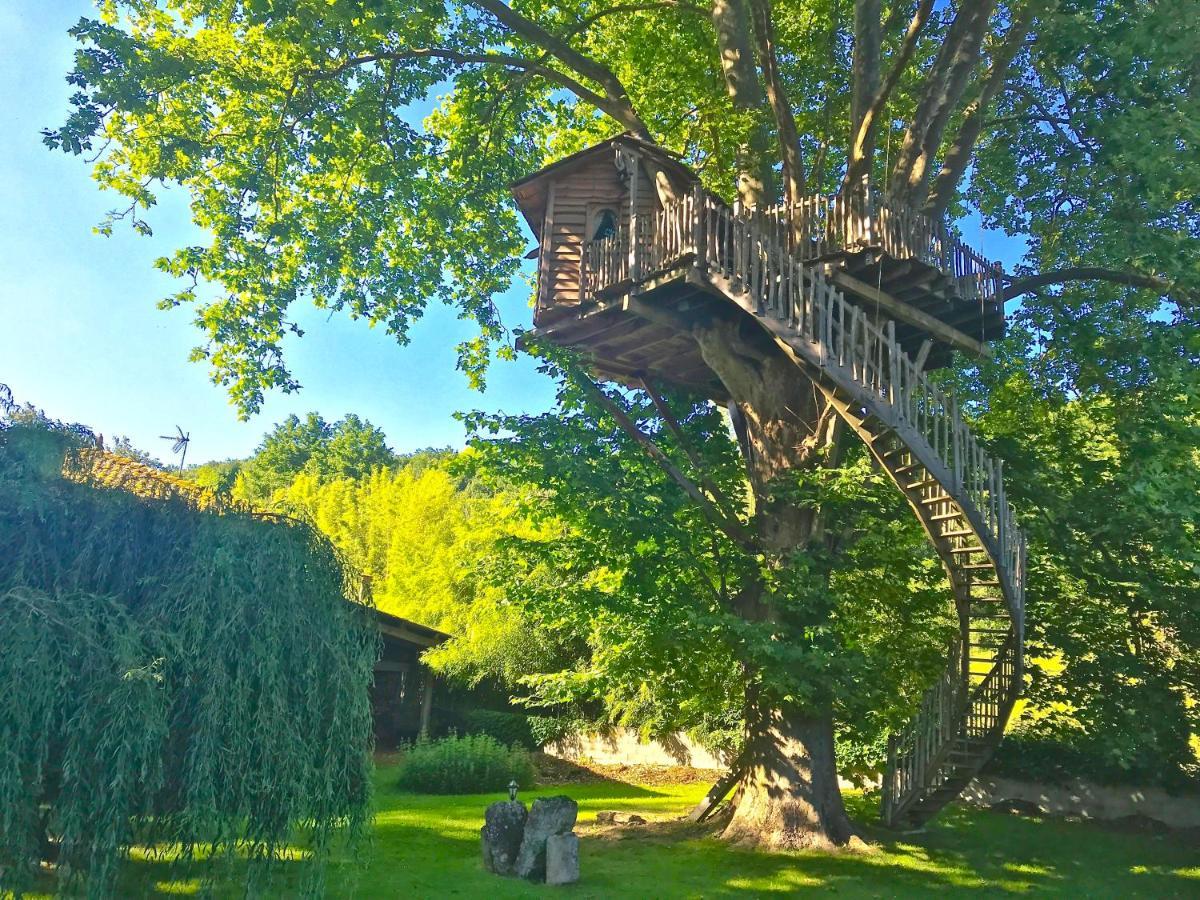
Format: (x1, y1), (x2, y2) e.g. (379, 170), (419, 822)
(694, 193), (1025, 605)
(757, 181), (1004, 304)
(575, 185), (1024, 826)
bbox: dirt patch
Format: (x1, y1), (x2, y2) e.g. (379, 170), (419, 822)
(534, 753), (721, 787)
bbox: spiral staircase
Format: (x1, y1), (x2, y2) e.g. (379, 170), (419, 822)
(568, 187), (1027, 827)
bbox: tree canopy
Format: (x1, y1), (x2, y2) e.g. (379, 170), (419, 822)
(45, 0), (1197, 414)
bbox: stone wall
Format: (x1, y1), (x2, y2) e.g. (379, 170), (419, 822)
(962, 776), (1200, 829)
(544, 728), (727, 769)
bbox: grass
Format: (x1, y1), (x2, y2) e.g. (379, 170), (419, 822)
(91, 761), (1200, 897)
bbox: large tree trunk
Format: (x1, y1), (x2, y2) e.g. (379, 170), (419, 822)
(724, 702), (854, 850)
(692, 318), (856, 849)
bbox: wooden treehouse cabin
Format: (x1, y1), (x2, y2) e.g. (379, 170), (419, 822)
(513, 134), (1026, 828)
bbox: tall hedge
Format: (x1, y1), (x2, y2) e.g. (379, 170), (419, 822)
(0, 422), (378, 897)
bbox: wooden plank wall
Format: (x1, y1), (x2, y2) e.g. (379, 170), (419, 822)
(536, 153), (659, 326)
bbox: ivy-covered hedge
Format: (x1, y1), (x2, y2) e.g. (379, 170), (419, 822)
(986, 729), (1200, 793)
(0, 422), (378, 897)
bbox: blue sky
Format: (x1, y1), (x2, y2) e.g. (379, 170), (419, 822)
(0, 2), (555, 465)
(0, 3), (1025, 467)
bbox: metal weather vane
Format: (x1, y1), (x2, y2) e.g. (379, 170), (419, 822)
(159, 425), (191, 474)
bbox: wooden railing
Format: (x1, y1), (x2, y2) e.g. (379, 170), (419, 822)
(575, 185), (1025, 825)
(581, 222), (630, 298)
(693, 192), (1025, 605)
(758, 181), (1005, 304)
(882, 637), (966, 825)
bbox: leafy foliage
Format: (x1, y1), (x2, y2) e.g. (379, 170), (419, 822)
(395, 734), (536, 795)
(0, 420), (377, 897)
(236, 412), (395, 501)
(456, 353), (953, 767)
(956, 305), (1200, 785)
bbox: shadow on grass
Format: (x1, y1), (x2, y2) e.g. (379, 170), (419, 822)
(107, 774), (1200, 898)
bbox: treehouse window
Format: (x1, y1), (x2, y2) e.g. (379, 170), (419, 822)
(591, 208), (617, 241)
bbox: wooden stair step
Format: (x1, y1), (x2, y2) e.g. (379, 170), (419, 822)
(949, 545), (986, 555)
(930, 511), (965, 522)
(907, 477), (940, 489)
(939, 527), (974, 538)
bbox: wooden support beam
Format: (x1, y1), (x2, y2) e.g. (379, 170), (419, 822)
(914, 339), (934, 370)
(831, 271), (993, 361)
(687, 762), (745, 822)
(419, 672), (434, 737)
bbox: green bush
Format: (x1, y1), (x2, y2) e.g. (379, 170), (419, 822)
(0, 420), (376, 897)
(463, 709), (537, 749)
(987, 730), (1200, 792)
(396, 734), (537, 794)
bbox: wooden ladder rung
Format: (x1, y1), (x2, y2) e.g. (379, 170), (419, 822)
(949, 545), (986, 555)
(940, 528), (974, 538)
(959, 563), (994, 571)
(907, 477), (939, 490)
(930, 511), (964, 521)
(920, 493), (951, 505)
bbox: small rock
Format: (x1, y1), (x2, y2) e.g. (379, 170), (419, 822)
(990, 798), (1042, 817)
(545, 832), (580, 885)
(515, 796), (578, 881)
(596, 810), (646, 825)
(481, 800), (528, 875)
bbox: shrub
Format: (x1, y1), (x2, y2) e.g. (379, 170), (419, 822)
(987, 730), (1200, 792)
(396, 734), (536, 794)
(0, 421), (376, 897)
(463, 709), (537, 749)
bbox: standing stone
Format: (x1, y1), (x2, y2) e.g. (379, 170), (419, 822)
(481, 800), (528, 875)
(514, 796), (578, 881)
(545, 833), (580, 885)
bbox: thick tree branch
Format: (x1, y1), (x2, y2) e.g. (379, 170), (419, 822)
(298, 49), (624, 126)
(850, 0), (881, 181)
(637, 375), (746, 521)
(711, 0), (774, 205)
(468, 0), (652, 136)
(844, 0), (935, 187)
(1002, 268), (1190, 304)
(747, 0), (806, 203)
(926, 7), (1033, 217)
(580, 375), (761, 552)
(889, 0), (995, 202)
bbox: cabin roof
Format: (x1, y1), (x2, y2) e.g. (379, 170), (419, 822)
(511, 133), (698, 239)
(375, 607), (449, 648)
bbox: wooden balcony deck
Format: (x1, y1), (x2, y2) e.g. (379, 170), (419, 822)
(552, 183), (1005, 378)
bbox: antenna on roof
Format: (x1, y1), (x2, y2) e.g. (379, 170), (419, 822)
(159, 425), (191, 475)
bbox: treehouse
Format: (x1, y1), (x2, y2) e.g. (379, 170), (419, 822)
(513, 136), (1026, 830)
(512, 134), (1005, 386)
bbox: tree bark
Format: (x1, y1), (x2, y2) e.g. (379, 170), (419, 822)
(724, 702), (854, 849)
(748, 0), (806, 203)
(925, 6), (1033, 217)
(850, 0), (882, 181)
(844, 0), (935, 187)
(689, 317), (856, 849)
(710, 0), (775, 206)
(888, 0), (996, 204)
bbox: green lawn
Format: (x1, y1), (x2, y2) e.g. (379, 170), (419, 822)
(109, 763), (1198, 897)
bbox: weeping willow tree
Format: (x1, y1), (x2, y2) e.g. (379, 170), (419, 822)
(0, 416), (377, 898)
